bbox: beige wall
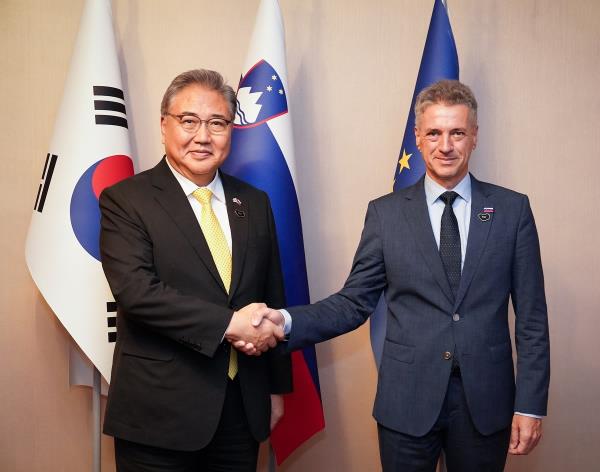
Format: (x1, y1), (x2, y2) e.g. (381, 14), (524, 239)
(2, 0), (599, 470)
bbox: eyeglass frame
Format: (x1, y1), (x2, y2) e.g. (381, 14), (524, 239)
(164, 112), (233, 135)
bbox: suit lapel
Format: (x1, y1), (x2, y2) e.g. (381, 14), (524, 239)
(454, 175), (493, 309)
(150, 158), (226, 293)
(402, 178), (455, 304)
(221, 173), (249, 301)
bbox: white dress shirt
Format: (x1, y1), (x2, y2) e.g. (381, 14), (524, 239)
(165, 157), (232, 251)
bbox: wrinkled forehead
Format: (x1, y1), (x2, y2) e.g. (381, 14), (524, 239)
(171, 86), (230, 117)
(417, 101), (477, 128)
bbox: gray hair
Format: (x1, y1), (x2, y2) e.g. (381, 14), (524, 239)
(160, 69), (237, 119)
(414, 80), (478, 127)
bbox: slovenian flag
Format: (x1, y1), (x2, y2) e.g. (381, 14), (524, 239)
(370, 0), (459, 366)
(25, 0), (134, 382)
(221, 0), (325, 465)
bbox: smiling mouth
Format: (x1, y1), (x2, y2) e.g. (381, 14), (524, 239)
(189, 150), (212, 158)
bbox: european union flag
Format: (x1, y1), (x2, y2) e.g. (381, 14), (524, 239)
(370, 0), (459, 365)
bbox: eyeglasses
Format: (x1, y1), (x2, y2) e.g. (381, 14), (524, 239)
(165, 113), (232, 135)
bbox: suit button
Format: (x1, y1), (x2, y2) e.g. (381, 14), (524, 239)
(443, 351), (453, 361)
(453, 313), (460, 321)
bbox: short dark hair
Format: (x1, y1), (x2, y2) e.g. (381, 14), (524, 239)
(160, 69), (237, 120)
(415, 80), (478, 127)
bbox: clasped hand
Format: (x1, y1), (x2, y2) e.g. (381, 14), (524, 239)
(224, 303), (285, 356)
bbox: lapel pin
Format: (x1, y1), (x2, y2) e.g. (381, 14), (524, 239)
(478, 207), (494, 221)
(235, 209), (246, 218)
(233, 197), (242, 205)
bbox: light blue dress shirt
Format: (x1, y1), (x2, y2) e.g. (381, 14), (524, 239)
(280, 172), (540, 419)
(424, 173), (471, 267)
(281, 173), (472, 334)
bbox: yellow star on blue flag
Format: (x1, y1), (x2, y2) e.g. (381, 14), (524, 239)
(398, 148), (412, 173)
(374, 0), (460, 368)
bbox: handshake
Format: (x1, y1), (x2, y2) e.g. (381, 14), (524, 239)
(224, 303), (286, 356)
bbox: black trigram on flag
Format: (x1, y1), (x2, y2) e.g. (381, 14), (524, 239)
(34, 153), (58, 213)
(107, 301), (117, 343)
(93, 85), (128, 128)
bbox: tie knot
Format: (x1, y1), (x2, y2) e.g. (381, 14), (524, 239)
(440, 191), (459, 206)
(193, 188), (213, 206)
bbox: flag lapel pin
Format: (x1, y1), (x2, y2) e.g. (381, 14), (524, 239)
(478, 207), (494, 222)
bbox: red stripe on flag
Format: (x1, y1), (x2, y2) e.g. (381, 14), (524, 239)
(270, 350), (325, 464)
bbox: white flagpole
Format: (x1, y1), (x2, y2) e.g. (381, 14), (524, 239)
(24, 1), (133, 470)
(93, 367), (102, 472)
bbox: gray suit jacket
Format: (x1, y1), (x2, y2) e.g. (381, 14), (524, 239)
(288, 175), (549, 437)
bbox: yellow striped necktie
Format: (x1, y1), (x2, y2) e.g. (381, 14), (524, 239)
(192, 188), (237, 380)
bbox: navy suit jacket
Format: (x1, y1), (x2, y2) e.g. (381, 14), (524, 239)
(288, 174), (549, 437)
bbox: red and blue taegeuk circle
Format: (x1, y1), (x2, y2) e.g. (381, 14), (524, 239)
(70, 155), (133, 261)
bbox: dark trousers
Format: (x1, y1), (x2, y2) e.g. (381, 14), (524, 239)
(114, 379), (259, 472)
(378, 370), (511, 472)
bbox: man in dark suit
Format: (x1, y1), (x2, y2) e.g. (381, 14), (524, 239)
(99, 69), (291, 471)
(244, 80), (550, 471)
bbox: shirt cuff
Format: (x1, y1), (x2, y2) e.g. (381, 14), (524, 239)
(514, 412), (544, 419)
(279, 309), (292, 336)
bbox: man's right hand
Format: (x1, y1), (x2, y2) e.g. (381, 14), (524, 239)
(224, 303), (284, 355)
(231, 307), (285, 355)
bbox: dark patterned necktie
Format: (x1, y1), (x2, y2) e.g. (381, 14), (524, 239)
(439, 191), (461, 297)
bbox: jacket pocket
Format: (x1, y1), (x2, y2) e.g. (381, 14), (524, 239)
(121, 335), (175, 361)
(383, 339), (415, 364)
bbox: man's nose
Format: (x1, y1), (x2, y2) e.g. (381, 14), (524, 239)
(438, 133), (453, 153)
(193, 122), (211, 142)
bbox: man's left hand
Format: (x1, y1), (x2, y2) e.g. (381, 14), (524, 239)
(508, 414), (543, 455)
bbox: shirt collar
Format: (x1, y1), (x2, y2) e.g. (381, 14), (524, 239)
(424, 172), (472, 206)
(165, 156), (225, 203)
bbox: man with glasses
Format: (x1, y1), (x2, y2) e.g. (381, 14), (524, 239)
(246, 80), (550, 471)
(99, 69), (291, 471)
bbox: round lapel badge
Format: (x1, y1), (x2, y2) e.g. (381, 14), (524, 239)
(478, 213), (491, 222)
